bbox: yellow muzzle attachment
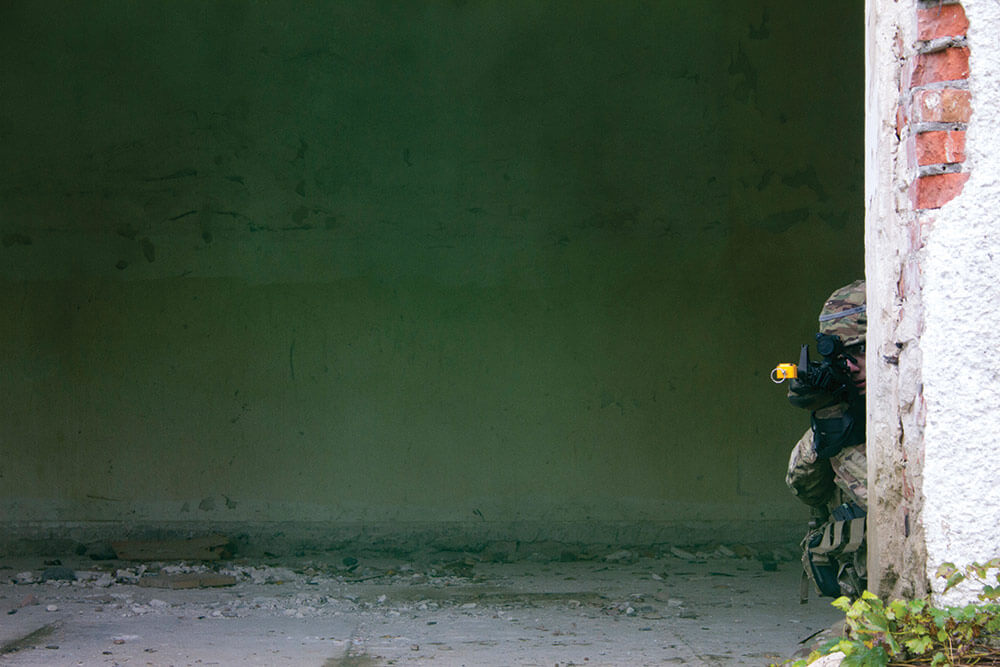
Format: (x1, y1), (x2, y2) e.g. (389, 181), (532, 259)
(770, 363), (798, 383)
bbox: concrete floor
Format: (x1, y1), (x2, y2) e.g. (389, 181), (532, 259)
(0, 546), (843, 666)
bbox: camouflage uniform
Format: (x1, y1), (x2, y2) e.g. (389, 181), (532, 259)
(785, 279), (868, 599)
(787, 429), (867, 511)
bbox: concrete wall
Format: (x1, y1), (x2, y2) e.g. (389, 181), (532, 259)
(0, 2), (864, 551)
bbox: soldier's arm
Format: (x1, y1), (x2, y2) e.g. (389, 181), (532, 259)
(786, 428), (836, 508)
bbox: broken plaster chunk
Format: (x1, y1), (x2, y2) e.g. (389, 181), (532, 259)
(115, 568), (143, 584)
(669, 547), (697, 561)
(75, 571), (114, 588)
(233, 565), (297, 585)
(604, 549), (634, 563)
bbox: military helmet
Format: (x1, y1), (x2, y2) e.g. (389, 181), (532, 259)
(818, 279), (866, 346)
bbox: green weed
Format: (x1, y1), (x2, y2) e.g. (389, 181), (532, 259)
(779, 559), (1000, 666)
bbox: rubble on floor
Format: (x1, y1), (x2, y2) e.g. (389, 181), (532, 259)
(0, 542), (841, 666)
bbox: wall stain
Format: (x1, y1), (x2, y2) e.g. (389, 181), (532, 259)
(781, 166), (829, 201)
(749, 9), (770, 40)
(115, 224), (138, 239)
(2, 233), (32, 247)
(760, 207), (811, 233)
(728, 42), (757, 101)
(143, 167), (197, 181)
(140, 237), (156, 263)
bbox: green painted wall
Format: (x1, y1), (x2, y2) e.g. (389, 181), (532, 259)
(0, 2), (863, 547)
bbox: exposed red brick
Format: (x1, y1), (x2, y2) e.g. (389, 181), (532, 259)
(915, 130), (966, 165)
(912, 88), (972, 123)
(913, 172), (970, 209)
(918, 4), (969, 41)
(911, 47), (970, 86)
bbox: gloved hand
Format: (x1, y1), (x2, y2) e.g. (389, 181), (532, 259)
(787, 378), (839, 411)
(811, 400), (865, 458)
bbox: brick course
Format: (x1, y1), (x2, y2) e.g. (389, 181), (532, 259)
(917, 4), (969, 41)
(915, 131), (966, 166)
(911, 47), (970, 86)
(912, 88), (972, 123)
(905, 3), (970, 210)
(915, 130), (966, 166)
(913, 172), (970, 210)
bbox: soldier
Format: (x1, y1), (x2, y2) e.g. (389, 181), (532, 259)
(785, 279), (868, 600)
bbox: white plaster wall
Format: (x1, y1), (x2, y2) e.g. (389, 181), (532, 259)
(922, 1), (1000, 603)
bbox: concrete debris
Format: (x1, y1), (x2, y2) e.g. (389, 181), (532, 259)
(0, 543), (836, 664)
(669, 546), (699, 561)
(225, 565), (298, 585)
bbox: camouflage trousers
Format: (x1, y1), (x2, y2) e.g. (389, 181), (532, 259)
(786, 429), (868, 599)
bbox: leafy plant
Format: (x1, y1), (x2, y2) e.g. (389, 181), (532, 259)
(778, 559), (1000, 666)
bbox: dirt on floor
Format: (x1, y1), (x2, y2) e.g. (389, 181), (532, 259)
(0, 543), (844, 666)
